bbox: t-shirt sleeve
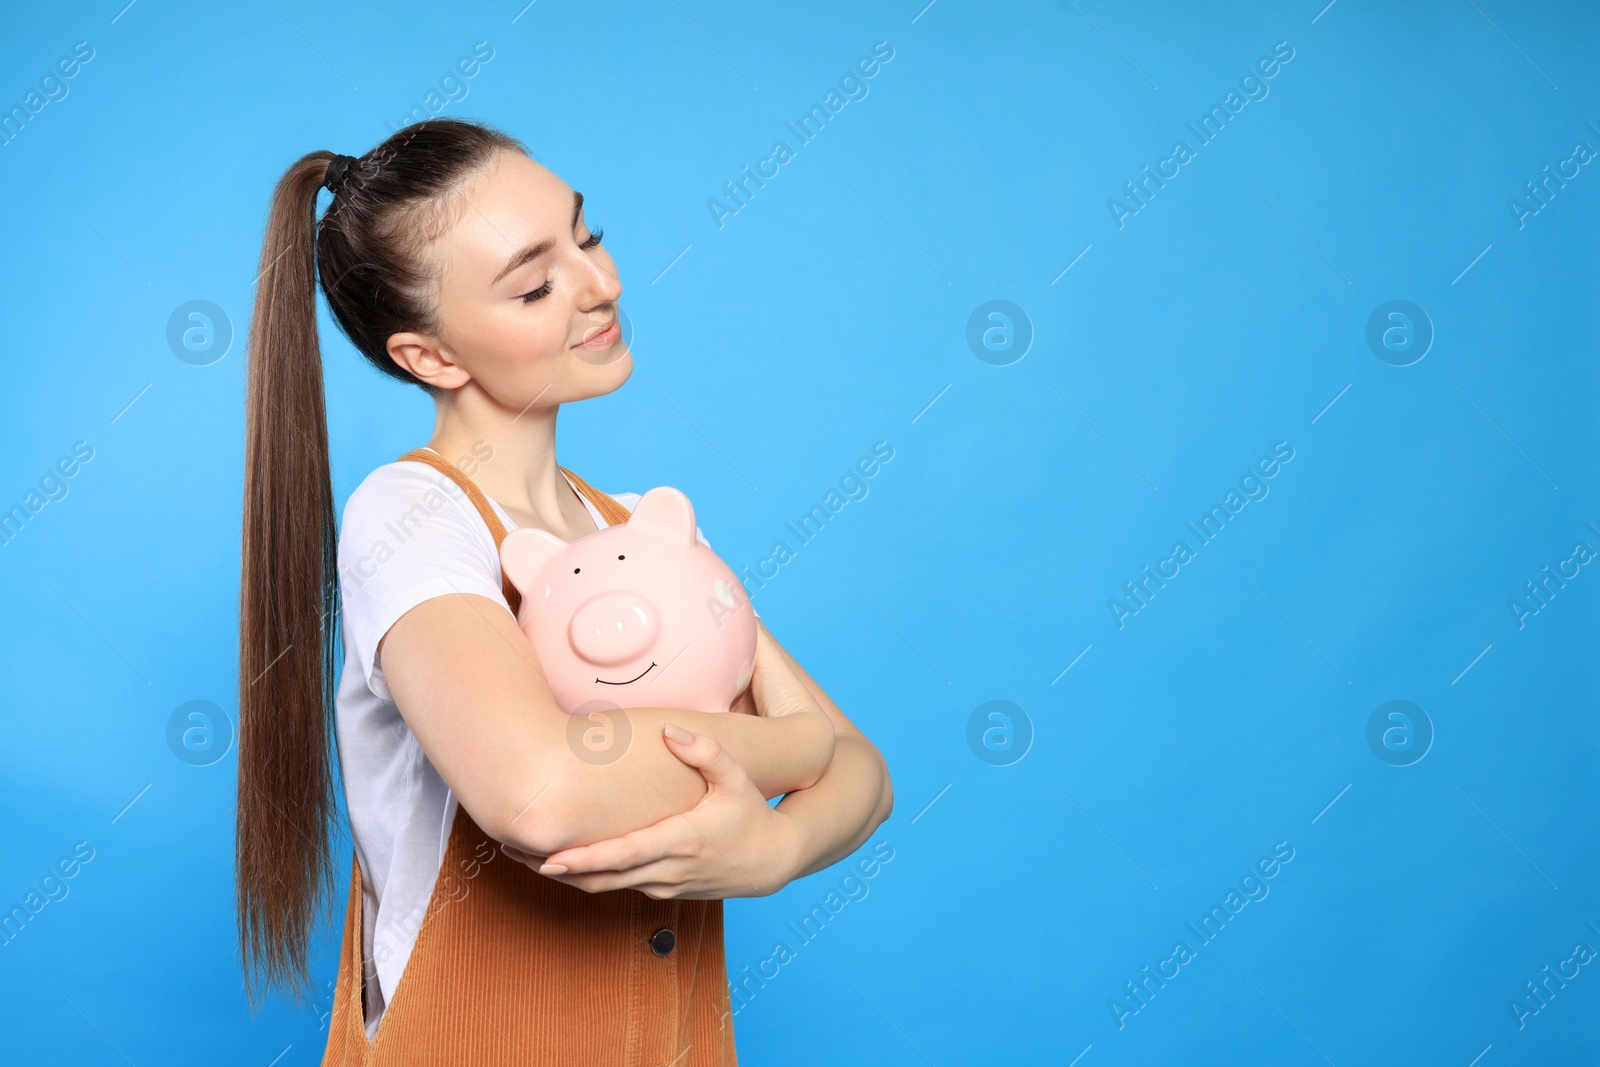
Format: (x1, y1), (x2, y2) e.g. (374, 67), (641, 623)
(338, 464), (511, 702)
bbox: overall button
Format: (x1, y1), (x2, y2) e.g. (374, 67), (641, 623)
(650, 928), (676, 956)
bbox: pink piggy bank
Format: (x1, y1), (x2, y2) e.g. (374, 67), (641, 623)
(499, 486), (756, 715)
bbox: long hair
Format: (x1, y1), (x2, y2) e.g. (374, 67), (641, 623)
(237, 118), (525, 1008)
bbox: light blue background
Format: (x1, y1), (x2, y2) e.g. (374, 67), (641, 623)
(2, 1), (1597, 1063)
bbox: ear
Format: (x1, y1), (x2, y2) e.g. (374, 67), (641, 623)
(627, 487), (695, 546)
(500, 528), (567, 591)
(386, 329), (471, 390)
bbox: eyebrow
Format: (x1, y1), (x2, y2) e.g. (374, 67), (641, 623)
(492, 189), (584, 285)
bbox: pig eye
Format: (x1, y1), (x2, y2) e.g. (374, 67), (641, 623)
(573, 567), (580, 573)
(617, 554), (625, 560)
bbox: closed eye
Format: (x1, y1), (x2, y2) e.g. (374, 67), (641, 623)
(519, 225), (604, 303)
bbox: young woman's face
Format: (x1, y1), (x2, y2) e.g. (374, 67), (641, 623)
(402, 148), (631, 407)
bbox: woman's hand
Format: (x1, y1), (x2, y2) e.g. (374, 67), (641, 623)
(500, 622), (838, 898)
(728, 621), (807, 711)
(501, 725), (800, 898)
(748, 620), (824, 718)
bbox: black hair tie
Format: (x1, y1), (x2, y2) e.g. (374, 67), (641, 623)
(323, 153), (358, 194)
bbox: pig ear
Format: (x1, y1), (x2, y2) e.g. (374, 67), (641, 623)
(500, 528), (567, 590)
(627, 487), (695, 546)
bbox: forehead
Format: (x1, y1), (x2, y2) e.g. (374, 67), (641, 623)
(435, 151), (573, 279)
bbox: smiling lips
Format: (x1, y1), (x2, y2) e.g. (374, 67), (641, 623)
(595, 661), (655, 685)
(575, 318), (620, 349)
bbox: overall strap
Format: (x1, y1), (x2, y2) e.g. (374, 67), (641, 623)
(395, 448), (632, 616)
(558, 465), (635, 527)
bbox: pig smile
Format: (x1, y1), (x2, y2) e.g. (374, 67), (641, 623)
(595, 662), (656, 685)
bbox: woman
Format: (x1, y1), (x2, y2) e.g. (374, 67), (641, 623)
(236, 118), (894, 1065)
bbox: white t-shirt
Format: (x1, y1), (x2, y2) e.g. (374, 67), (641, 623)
(333, 449), (721, 1038)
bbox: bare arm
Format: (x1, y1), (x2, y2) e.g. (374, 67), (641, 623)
(377, 591), (836, 857)
(760, 624), (894, 878)
(521, 618), (895, 898)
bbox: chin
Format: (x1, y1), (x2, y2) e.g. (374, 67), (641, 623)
(567, 345), (633, 401)
(595, 345), (634, 389)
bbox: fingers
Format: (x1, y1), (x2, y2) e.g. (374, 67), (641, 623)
(543, 858), (685, 896)
(542, 818), (690, 875)
(749, 631), (819, 719)
(662, 724), (750, 789)
(749, 628), (793, 716)
(753, 618), (782, 666)
(499, 842), (546, 867)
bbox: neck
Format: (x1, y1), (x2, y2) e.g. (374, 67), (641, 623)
(425, 387), (587, 535)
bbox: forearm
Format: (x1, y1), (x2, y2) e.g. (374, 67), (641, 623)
(498, 705), (833, 855)
(775, 734), (893, 880)
(385, 595), (834, 856)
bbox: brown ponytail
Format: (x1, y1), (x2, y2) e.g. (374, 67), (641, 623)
(237, 120), (524, 1008)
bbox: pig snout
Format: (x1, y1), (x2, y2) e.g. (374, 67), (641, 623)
(568, 592), (661, 666)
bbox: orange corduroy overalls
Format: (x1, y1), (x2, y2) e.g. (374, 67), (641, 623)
(319, 448), (739, 1067)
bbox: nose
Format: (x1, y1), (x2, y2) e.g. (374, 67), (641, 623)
(575, 245), (621, 306)
(568, 593), (659, 666)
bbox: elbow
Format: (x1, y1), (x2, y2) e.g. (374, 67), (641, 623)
(845, 736), (893, 828)
(495, 806), (580, 860)
(476, 759), (589, 857)
(876, 752), (895, 825)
